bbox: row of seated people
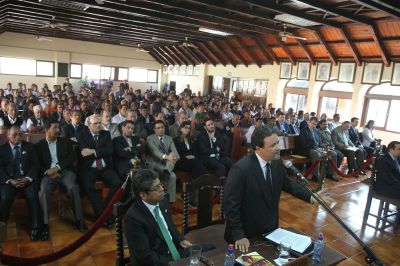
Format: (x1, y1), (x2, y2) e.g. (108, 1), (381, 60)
(0, 114), (235, 241)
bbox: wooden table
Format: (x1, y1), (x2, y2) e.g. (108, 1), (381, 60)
(172, 235), (346, 266)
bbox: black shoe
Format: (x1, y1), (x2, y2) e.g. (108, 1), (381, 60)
(76, 220), (88, 233)
(30, 228), (40, 241)
(326, 174), (340, 182)
(103, 217), (115, 229)
(40, 224), (49, 241)
(360, 170), (367, 176)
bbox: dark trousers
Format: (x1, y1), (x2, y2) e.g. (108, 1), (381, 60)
(0, 183), (40, 229)
(175, 157), (207, 179)
(81, 167), (122, 217)
(202, 157), (233, 177)
(341, 148), (365, 172)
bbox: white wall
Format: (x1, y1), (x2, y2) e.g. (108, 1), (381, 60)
(0, 32), (161, 92)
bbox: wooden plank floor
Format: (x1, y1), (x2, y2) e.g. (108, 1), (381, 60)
(2, 172), (399, 266)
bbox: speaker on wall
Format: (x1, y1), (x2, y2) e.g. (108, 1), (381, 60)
(58, 63), (69, 77)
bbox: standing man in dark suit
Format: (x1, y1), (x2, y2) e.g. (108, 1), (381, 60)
(77, 114), (122, 225)
(113, 120), (145, 178)
(197, 119), (232, 177)
(36, 121), (87, 240)
(0, 125), (41, 240)
(124, 169), (213, 266)
(375, 141), (400, 198)
(224, 127), (313, 252)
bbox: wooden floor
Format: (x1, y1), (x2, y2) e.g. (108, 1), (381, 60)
(2, 172), (400, 266)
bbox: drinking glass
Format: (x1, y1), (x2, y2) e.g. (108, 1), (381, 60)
(189, 245), (202, 266)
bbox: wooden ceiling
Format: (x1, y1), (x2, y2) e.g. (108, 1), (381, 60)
(1, 0), (400, 67)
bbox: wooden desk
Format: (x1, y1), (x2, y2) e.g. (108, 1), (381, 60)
(172, 236), (346, 266)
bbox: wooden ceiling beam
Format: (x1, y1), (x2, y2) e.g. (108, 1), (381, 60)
(254, 36), (278, 64)
(251, 36), (274, 65)
(157, 47), (179, 65)
(351, 0), (400, 18)
(296, 38), (315, 65)
(191, 45), (214, 66)
(338, 26), (361, 66)
(235, 37), (263, 68)
(224, 39), (248, 67)
(211, 40), (237, 67)
(151, 48), (173, 65)
(242, 0), (342, 28)
(148, 50), (166, 65)
(203, 42), (227, 66)
(275, 37), (296, 65)
(197, 42), (220, 66)
(291, 0), (373, 25)
(166, 46), (190, 65)
(180, 46), (202, 65)
(173, 46), (198, 66)
(369, 23), (390, 67)
(313, 28), (338, 66)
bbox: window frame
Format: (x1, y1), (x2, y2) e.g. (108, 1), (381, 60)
(118, 67), (129, 81)
(70, 63), (82, 79)
(0, 56), (37, 76)
(128, 68), (158, 83)
(283, 87), (308, 113)
(317, 79), (353, 118)
(36, 60), (55, 77)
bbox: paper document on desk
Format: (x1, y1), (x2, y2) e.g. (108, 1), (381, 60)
(265, 228), (312, 254)
(345, 146), (358, 152)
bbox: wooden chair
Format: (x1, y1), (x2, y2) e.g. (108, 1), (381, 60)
(182, 174), (226, 249)
(362, 173), (400, 231)
(114, 198), (134, 266)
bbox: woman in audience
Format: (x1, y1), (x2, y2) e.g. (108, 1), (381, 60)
(173, 121), (207, 179)
(362, 120), (377, 149)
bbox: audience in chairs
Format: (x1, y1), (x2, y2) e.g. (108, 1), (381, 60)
(36, 121), (87, 240)
(0, 125), (41, 240)
(375, 141), (400, 198)
(77, 114), (122, 227)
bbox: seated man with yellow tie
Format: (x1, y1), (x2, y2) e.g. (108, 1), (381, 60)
(124, 169), (214, 266)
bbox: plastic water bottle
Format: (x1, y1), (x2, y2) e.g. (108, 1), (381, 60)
(223, 244), (235, 266)
(339, 157), (349, 174)
(312, 233), (324, 264)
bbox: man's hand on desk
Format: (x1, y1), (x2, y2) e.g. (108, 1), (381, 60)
(235, 237), (250, 253)
(180, 240), (192, 248)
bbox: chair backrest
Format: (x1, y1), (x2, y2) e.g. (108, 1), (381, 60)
(182, 174), (225, 235)
(113, 197), (134, 266)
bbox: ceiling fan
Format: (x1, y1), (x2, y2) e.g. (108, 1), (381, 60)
(278, 23), (307, 42)
(35, 35), (52, 42)
(136, 44), (149, 53)
(180, 37), (198, 48)
(28, 16), (69, 31)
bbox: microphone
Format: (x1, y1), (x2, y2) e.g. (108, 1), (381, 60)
(283, 160), (308, 184)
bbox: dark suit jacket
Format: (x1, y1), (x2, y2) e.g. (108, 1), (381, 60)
(35, 137), (75, 177)
(124, 198), (184, 266)
(375, 153), (400, 198)
(137, 115), (155, 135)
(348, 127), (362, 146)
(112, 135), (145, 177)
(77, 130), (114, 172)
(276, 121), (289, 133)
(61, 123), (87, 140)
(173, 137), (199, 158)
(197, 130), (227, 159)
(0, 141), (39, 185)
(224, 152), (311, 243)
(296, 127), (317, 157)
(287, 123), (299, 135)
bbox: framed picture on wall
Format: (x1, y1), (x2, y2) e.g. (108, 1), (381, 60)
(187, 65), (193, 76)
(392, 63), (400, 86)
(162, 65), (168, 75)
(194, 65), (200, 76)
(168, 65), (173, 75)
(338, 62), (356, 83)
(297, 62), (310, 80)
(280, 62), (292, 79)
(316, 62), (331, 81)
(362, 62), (383, 84)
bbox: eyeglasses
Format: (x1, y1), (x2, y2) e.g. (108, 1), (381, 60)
(149, 183), (164, 192)
(155, 126), (164, 129)
(183, 126), (191, 129)
(10, 133), (23, 137)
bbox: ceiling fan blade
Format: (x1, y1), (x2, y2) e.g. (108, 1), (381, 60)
(287, 35), (307, 41)
(58, 26), (68, 31)
(95, 0), (104, 4)
(55, 23), (69, 27)
(38, 24), (49, 29)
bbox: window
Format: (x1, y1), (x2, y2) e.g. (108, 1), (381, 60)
(318, 80), (353, 119)
(147, 70), (158, 83)
(128, 68), (157, 82)
(363, 82), (400, 132)
(70, 63), (82, 78)
(82, 64), (101, 80)
(118, 67), (128, 81)
(36, 61), (54, 76)
(100, 66), (115, 80)
(0, 57), (36, 76)
(283, 78), (308, 113)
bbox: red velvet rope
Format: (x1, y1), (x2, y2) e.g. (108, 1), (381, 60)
(2, 188), (125, 266)
(328, 154), (373, 178)
(303, 160), (320, 178)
